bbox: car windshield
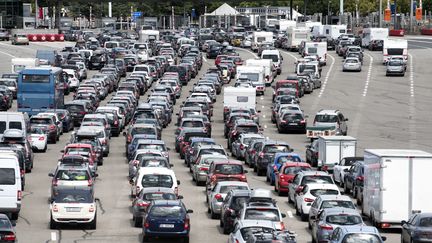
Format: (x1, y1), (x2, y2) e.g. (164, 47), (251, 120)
(262, 54), (279, 62)
(240, 227), (275, 241)
(327, 214), (362, 225)
(141, 174), (173, 188)
(220, 185), (248, 193)
(54, 191), (93, 204)
(56, 170), (89, 180)
(341, 233), (381, 243)
(321, 200), (356, 209)
(310, 189), (339, 197)
(283, 166), (311, 174)
(263, 145), (290, 153)
(346, 59), (358, 63)
(214, 164), (243, 175)
(244, 208), (280, 221)
(143, 192), (177, 200)
(302, 175), (333, 185)
(315, 114), (338, 123)
(149, 205), (184, 217)
(419, 217), (432, 227)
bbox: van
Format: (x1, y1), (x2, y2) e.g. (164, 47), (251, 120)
(0, 112), (30, 139)
(131, 167), (180, 197)
(260, 49), (283, 75)
(0, 154), (22, 220)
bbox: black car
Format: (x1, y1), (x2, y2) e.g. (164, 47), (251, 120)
(401, 213), (432, 243)
(88, 52), (107, 70)
(64, 100), (92, 126)
(343, 161), (365, 205)
(207, 46), (221, 59)
(0, 213), (17, 242)
(368, 39), (384, 51)
(276, 111), (307, 134)
(166, 65), (188, 85)
(220, 189), (251, 234)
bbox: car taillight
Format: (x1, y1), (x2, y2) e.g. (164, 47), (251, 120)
(356, 176), (364, 181)
(300, 120), (306, 124)
(278, 222), (286, 230)
(258, 152), (264, 158)
(49, 125), (56, 130)
(88, 179), (93, 187)
(89, 205), (95, 212)
(101, 140), (107, 145)
(52, 204), (58, 212)
(199, 167), (208, 171)
(280, 174), (286, 180)
(304, 197), (314, 202)
(127, 135), (132, 143)
(137, 201), (150, 207)
(79, 111), (86, 115)
(211, 175), (217, 182)
(144, 219), (150, 228)
(38, 136), (45, 141)
(240, 144), (244, 150)
(184, 218), (190, 230)
(319, 224), (333, 230)
(250, 150), (256, 154)
(214, 193), (223, 201)
(3, 233), (16, 241)
(52, 179), (58, 187)
(17, 190), (22, 201)
(114, 120), (118, 126)
(240, 174), (246, 181)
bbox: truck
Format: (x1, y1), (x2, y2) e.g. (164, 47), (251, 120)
(362, 149), (432, 228)
(245, 59), (275, 86)
(251, 32), (273, 52)
(317, 136), (357, 171)
(223, 87), (256, 118)
(383, 38), (408, 64)
(11, 58), (39, 73)
(361, 28), (389, 47)
(236, 66), (266, 95)
(139, 30), (160, 43)
(277, 20), (296, 32)
(285, 27), (309, 51)
(323, 25), (347, 40)
(303, 42), (327, 65)
(261, 49), (283, 75)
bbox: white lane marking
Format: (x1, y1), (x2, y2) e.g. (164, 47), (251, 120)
(203, 56), (208, 63)
(362, 53), (374, 97)
(280, 50), (298, 61)
(51, 232), (57, 241)
(264, 124), (268, 129)
(235, 47), (258, 58)
(262, 115), (266, 118)
(0, 49), (16, 58)
(260, 96), (264, 100)
(287, 211), (294, 218)
(318, 53), (335, 98)
(409, 53), (414, 97)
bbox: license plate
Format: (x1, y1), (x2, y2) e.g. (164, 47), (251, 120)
(66, 207), (81, 212)
(159, 224), (174, 228)
(289, 123), (298, 125)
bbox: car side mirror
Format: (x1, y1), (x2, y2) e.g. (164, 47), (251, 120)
(343, 168), (349, 172)
(244, 170), (248, 174)
(281, 213), (286, 218)
(177, 180), (181, 185)
(401, 220), (407, 225)
(48, 173), (54, 177)
(178, 195), (184, 199)
(345, 118), (349, 121)
(310, 215), (316, 220)
(187, 209), (194, 214)
(123, 131), (126, 136)
(60, 149), (64, 153)
(381, 236), (387, 241)
(305, 145), (311, 149)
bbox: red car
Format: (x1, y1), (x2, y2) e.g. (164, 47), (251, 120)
(206, 160), (247, 190)
(61, 143), (97, 168)
(274, 162), (311, 196)
(215, 55), (228, 66)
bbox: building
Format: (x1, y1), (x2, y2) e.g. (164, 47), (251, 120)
(0, 0), (23, 29)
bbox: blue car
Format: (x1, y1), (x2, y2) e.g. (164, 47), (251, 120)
(127, 135), (158, 159)
(327, 225), (386, 243)
(142, 200), (193, 242)
(266, 152), (302, 185)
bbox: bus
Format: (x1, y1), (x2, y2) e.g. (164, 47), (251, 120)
(17, 67), (66, 116)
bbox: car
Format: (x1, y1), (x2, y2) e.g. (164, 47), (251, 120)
(274, 162), (312, 196)
(368, 39), (384, 51)
(254, 140), (292, 176)
(30, 114), (59, 143)
(401, 212), (432, 243)
(141, 200), (193, 242)
(131, 187), (178, 227)
(294, 183), (341, 221)
(191, 154), (227, 186)
(11, 34), (29, 45)
(49, 188), (97, 229)
(0, 213), (17, 242)
(231, 134), (264, 160)
(228, 219), (278, 243)
(305, 140), (319, 167)
(45, 109), (74, 133)
(206, 160), (247, 190)
(333, 157), (364, 186)
(342, 57), (362, 72)
(1, 129), (34, 172)
(206, 181), (249, 219)
(327, 225), (386, 243)
(48, 164), (96, 199)
(29, 126), (48, 152)
(313, 109), (348, 136)
(343, 161), (365, 205)
(128, 156), (171, 181)
(266, 152), (302, 185)
(131, 167), (180, 198)
(220, 189), (251, 234)
(276, 110), (307, 133)
(386, 59), (406, 76)
(288, 171), (334, 205)
(308, 194), (356, 229)
(311, 208), (364, 243)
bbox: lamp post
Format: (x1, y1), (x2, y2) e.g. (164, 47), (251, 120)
(328, 0), (331, 24)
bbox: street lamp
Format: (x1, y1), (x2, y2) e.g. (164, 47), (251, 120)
(328, 0), (332, 24)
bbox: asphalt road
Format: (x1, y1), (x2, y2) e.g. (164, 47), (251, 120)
(0, 37), (431, 243)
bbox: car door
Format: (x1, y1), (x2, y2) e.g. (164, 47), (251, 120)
(337, 112), (347, 134)
(289, 174), (301, 202)
(334, 158), (346, 183)
(309, 197), (321, 225)
(402, 214), (418, 242)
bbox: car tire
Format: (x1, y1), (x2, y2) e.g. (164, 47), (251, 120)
(142, 236), (150, 242)
(295, 203), (300, 216)
(210, 206), (219, 219)
(134, 216), (142, 228)
(11, 212), (19, 221)
(184, 236), (190, 243)
(88, 215), (97, 230)
(301, 208), (308, 222)
(42, 144), (47, 152)
(49, 215), (57, 229)
(344, 179), (350, 194)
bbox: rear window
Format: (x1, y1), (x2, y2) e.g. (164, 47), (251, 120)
(143, 192), (177, 200)
(132, 127), (156, 136)
(321, 200), (356, 209)
(341, 234), (381, 243)
(182, 121), (203, 127)
(56, 169), (89, 180)
(244, 208), (280, 221)
(150, 205), (183, 217)
(310, 189), (339, 197)
(141, 174), (173, 188)
(220, 185), (248, 193)
(0, 168), (15, 185)
(142, 159), (168, 168)
(137, 144), (165, 151)
(31, 118), (53, 125)
(283, 166), (311, 174)
(54, 191), (93, 203)
(65, 104), (85, 112)
(22, 74), (50, 83)
(302, 175), (333, 185)
(236, 126), (258, 134)
(314, 114), (338, 123)
(326, 214), (362, 225)
(214, 164), (243, 175)
(263, 145), (290, 153)
(283, 113), (303, 121)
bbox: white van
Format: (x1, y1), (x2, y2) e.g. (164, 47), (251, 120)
(304, 42), (328, 65)
(0, 112), (30, 139)
(261, 49), (283, 75)
(104, 41), (120, 51)
(246, 59), (275, 85)
(0, 154), (22, 220)
(131, 167), (180, 197)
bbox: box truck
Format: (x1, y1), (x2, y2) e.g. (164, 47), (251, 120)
(139, 30), (160, 43)
(361, 28), (389, 47)
(362, 149), (432, 228)
(317, 136), (357, 171)
(11, 58), (39, 73)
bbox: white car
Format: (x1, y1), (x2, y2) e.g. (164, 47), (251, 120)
(228, 220), (277, 243)
(63, 69), (80, 90)
(50, 188), (97, 229)
(295, 183), (340, 221)
(30, 126), (48, 152)
(207, 181), (249, 219)
(76, 62), (88, 80)
(131, 167), (179, 198)
(332, 157), (363, 186)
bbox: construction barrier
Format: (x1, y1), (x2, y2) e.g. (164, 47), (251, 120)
(389, 29), (405, 36)
(421, 28), (432, 35)
(27, 34), (65, 42)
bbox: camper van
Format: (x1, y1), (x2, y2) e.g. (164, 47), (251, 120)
(303, 42), (327, 65)
(236, 66), (266, 95)
(11, 58), (39, 74)
(383, 39), (408, 64)
(246, 59), (275, 86)
(251, 32), (273, 52)
(323, 25), (347, 40)
(285, 27), (309, 51)
(139, 30), (160, 43)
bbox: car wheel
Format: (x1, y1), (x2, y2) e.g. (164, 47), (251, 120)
(295, 203), (300, 216)
(88, 214), (97, 229)
(339, 175), (344, 187)
(210, 206), (219, 219)
(344, 179), (350, 193)
(42, 144), (47, 152)
(11, 212), (19, 221)
(183, 236), (190, 243)
(142, 235), (150, 242)
(49, 215), (57, 229)
(133, 216), (142, 228)
(301, 208), (308, 221)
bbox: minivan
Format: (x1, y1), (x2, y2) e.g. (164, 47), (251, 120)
(0, 154), (22, 220)
(0, 112), (30, 139)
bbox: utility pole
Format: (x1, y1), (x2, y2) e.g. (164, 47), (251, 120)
(303, 0), (307, 22)
(379, 0), (382, 27)
(410, 0), (413, 32)
(35, 0), (38, 28)
(290, 0), (293, 20)
(89, 6), (92, 28)
(172, 6), (175, 30)
(328, 0), (331, 24)
(108, 2), (112, 18)
(339, 0), (343, 24)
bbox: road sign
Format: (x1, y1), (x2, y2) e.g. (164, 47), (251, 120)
(133, 11), (142, 18)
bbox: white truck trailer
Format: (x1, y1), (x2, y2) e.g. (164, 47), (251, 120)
(317, 136), (357, 171)
(323, 25), (347, 40)
(11, 58), (39, 73)
(245, 59), (275, 86)
(362, 149), (432, 228)
(251, 32), (273, 52)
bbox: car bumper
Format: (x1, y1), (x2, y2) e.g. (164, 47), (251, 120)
(143, 229), (189, 238)
(0, 204), (21, 213)
(343, 65), (361, 71)
(32, 141), (46, 150)
(196, 173), (208, 182)
(52, 213), (95, 224)
(279, 123), (306, 131)
(278, 181), (289, 192)
(211, 202), (223, 213)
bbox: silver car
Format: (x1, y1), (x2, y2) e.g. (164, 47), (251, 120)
(231, 134), (264, 160)
(207, 181), (249, 219)
(311, 207), (364, 243)
(228, 219), (277, 243)
(192, 154), (228, 186)
(308, 194), (356, 229)
(342, 57), (362, 72)
(386, 59), (406, 76)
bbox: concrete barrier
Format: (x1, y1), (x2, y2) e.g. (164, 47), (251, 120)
(421, 28), (432, 35)
(389, 29), (405, 36)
